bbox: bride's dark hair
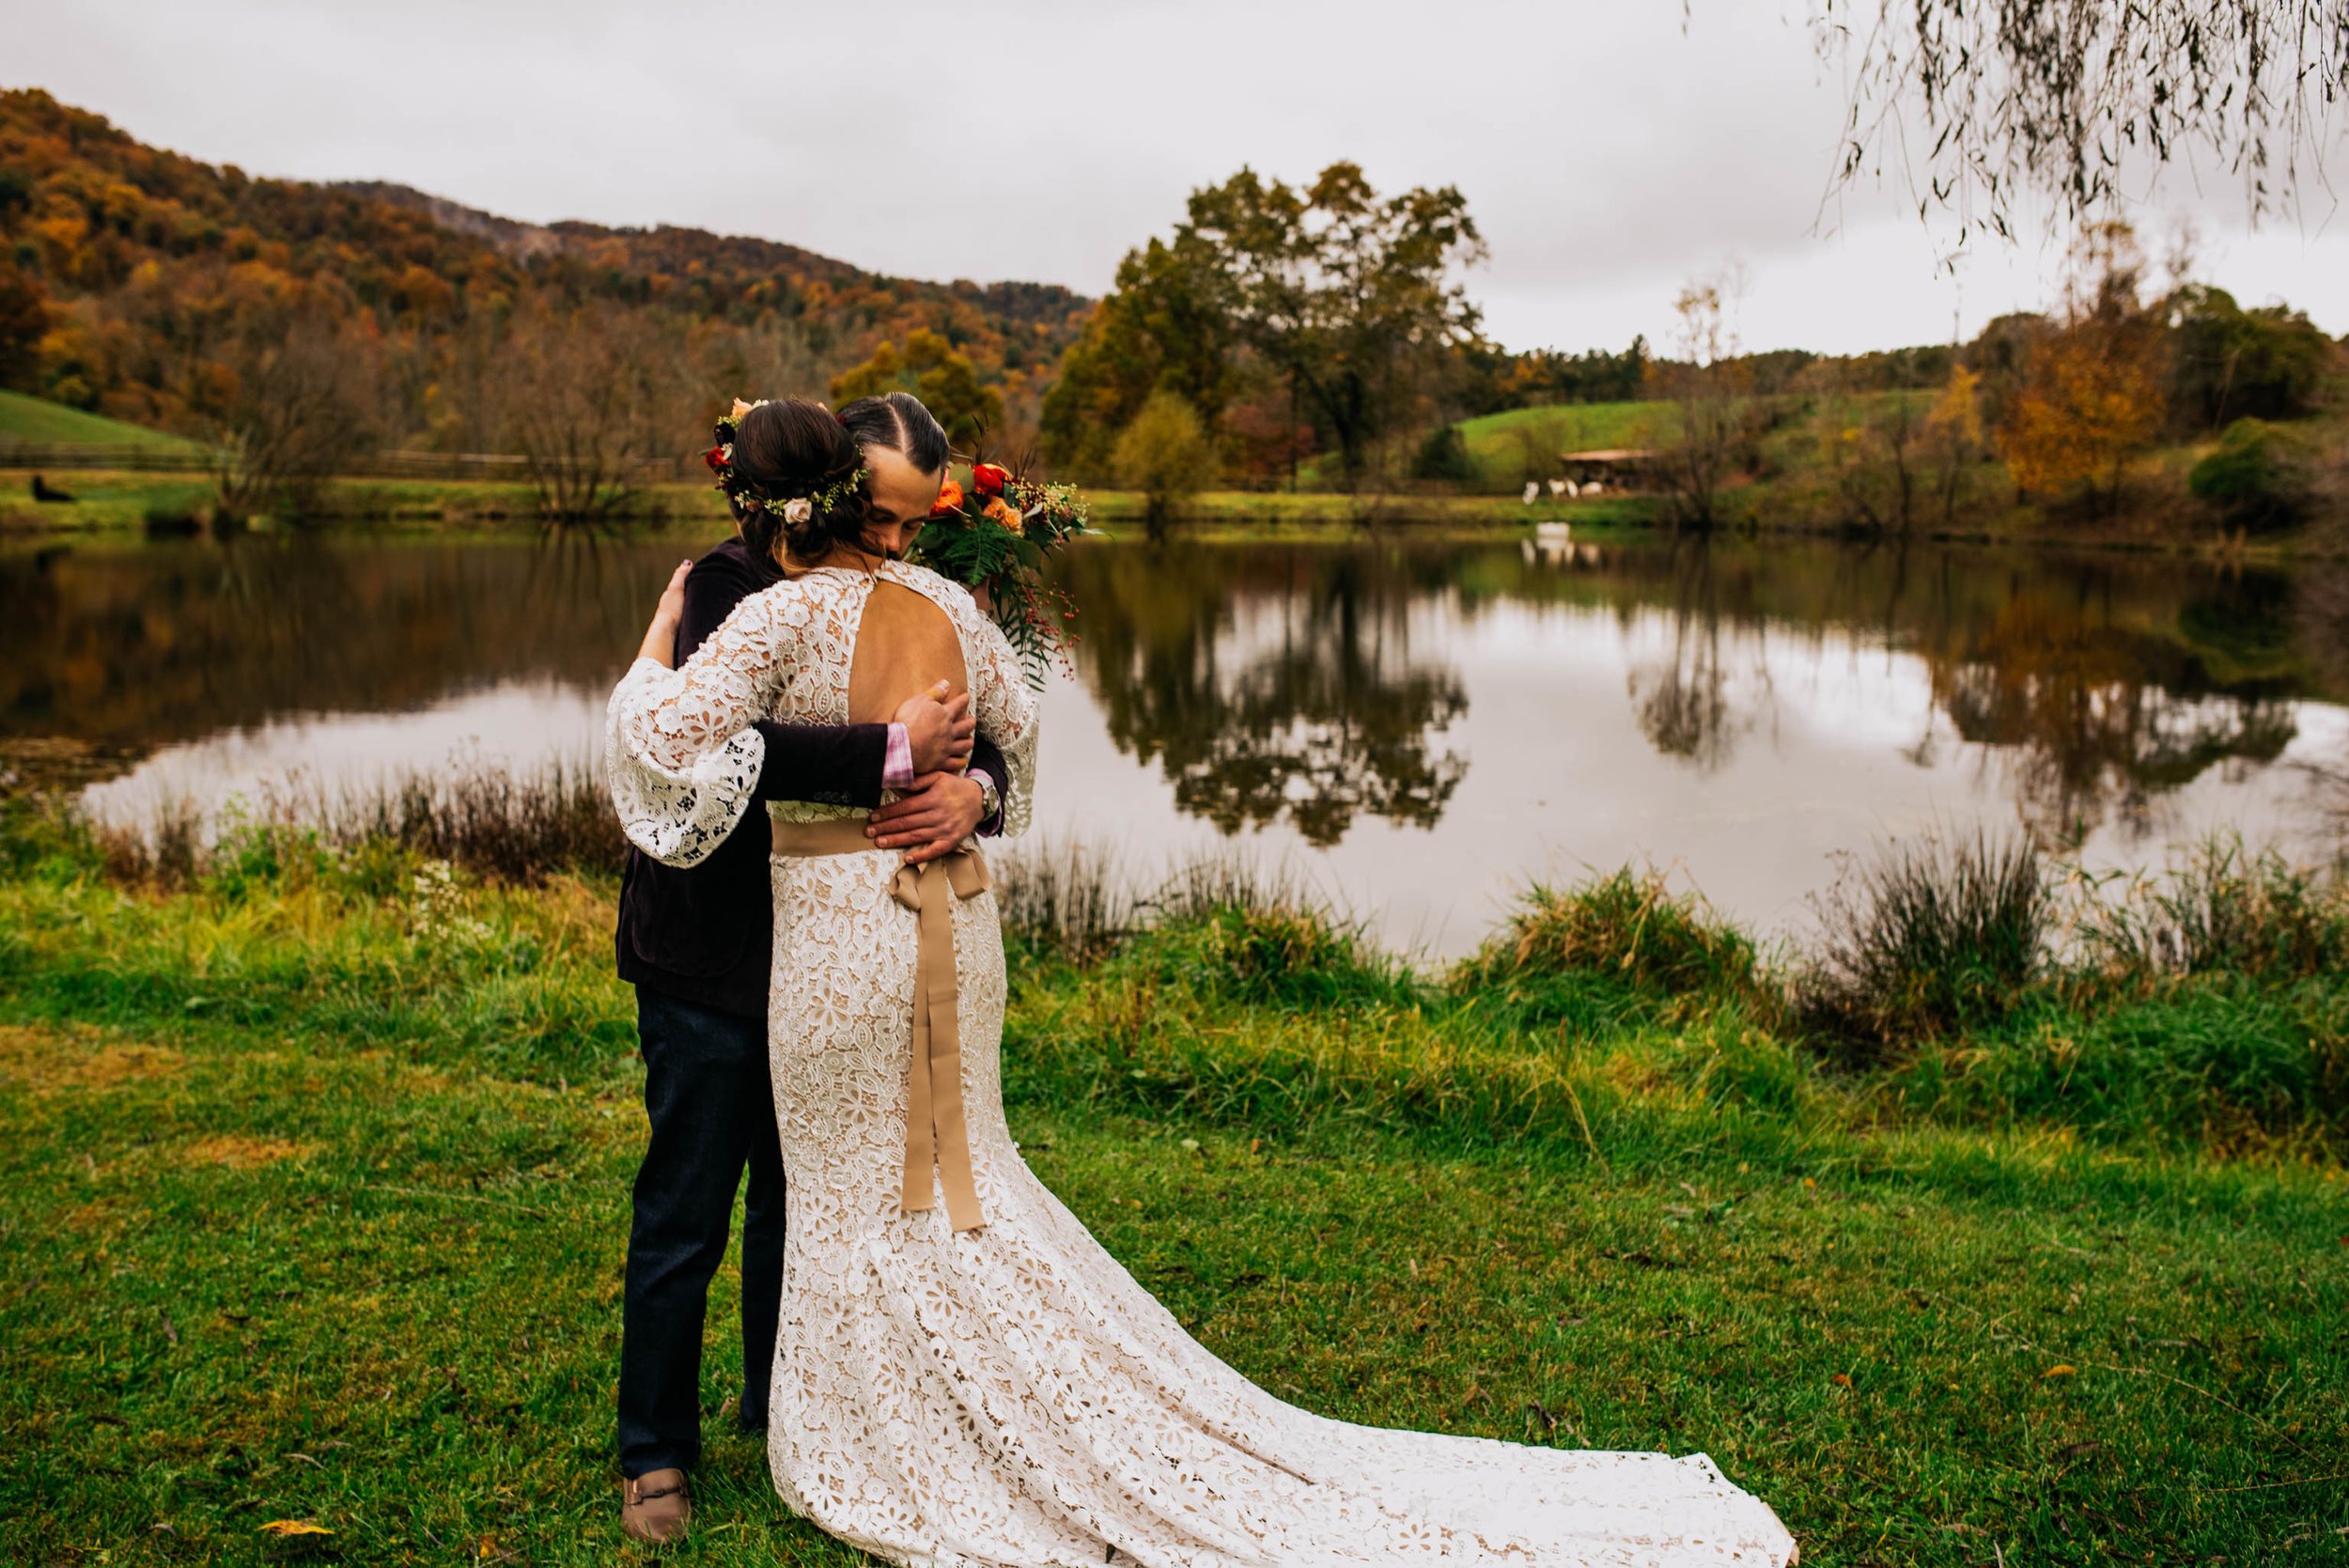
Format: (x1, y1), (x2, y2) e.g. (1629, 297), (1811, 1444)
(724, 392), (950, 568)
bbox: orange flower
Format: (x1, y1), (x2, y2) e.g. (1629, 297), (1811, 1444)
(972, 461), (1010, 498)
(928, 479), (964, 517)
(981, 496), (1021, 531)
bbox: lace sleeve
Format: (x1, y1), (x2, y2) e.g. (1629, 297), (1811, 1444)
(961, 598), (1039, 842)
(605, 587), (803, 866)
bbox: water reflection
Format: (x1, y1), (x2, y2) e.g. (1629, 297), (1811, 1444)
(1052, 535), (2347, 852)
(1621, 547), (1779, 775)
(8, 529), (2347, 948)
(0, 535), (655, 748)
(1058, 549), (1466, 846)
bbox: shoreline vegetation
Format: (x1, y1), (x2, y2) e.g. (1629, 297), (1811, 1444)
(6, 443), (2346, 563)
(1, 790), (2343, 1563)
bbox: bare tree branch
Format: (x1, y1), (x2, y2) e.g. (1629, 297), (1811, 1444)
(1801, 2), (2349, 234)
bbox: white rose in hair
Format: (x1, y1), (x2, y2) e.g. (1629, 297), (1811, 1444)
(783, 498), (813, 524)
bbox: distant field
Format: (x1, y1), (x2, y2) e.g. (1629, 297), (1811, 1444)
(1454, 400), (1682, 489)
(0, 391), (199, 453)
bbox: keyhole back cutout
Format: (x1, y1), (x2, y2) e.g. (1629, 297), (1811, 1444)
(847, 579), (967, 724)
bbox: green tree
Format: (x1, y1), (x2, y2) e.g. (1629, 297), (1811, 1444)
(1044, 163), (1486, 492)
(1040, 232), (1239, 477)
(1186, 163), (1486, 491)
(1110, 390), (1217, 538)
(832, 328), (1003, 447)
(2164, 284), (2335, 430)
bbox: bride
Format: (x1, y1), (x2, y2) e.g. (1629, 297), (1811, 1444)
(607, 392), (1796, 1568)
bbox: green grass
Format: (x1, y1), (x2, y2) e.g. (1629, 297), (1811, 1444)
(0, 391), (200, 452)
(0, 470), (218, 534)
(1453, 400), (1682, 489)
(1083, 487), (1659, 532)
(2, 817), (2344, 1564)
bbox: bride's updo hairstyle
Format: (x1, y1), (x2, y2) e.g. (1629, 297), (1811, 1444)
(721, 391), (950, 569)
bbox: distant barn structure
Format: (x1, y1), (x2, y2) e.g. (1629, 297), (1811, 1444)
(1558, 448), (1662, 492)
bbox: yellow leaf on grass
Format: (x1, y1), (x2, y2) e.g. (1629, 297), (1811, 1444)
(2043, 1364), (2078, 1379)
(259, 1519), (334, 1536)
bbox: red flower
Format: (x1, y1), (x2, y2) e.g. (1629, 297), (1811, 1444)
(972, 462), (1009, 498)
(702, 446), (728, 473)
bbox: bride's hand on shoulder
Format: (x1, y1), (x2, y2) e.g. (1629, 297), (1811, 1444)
(635, 559), (694, 668)
(865, 770), (985, 863)
(893, 682), (975, 775)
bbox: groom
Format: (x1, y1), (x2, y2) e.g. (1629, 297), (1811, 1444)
(614, 531), (1010, 1545)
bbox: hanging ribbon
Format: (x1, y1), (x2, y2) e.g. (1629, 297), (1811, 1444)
(771, 816), (991, 1232)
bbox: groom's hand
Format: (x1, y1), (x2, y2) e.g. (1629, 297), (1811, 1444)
(894, 683), (975, 775)
(866, 771), (986, 863)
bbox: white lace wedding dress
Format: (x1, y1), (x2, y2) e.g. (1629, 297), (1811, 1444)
(607, 560), (1795, 1568)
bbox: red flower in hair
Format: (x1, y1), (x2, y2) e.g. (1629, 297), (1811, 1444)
(702, 445), (729, 473)
(972, 462), (1009, 498)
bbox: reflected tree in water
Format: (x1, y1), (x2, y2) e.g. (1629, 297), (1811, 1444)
(0, 534), (670, 749)
(1623, 544), (1778, 775)
(1061, 547), (1468, 846)
(1932, 587), (2300, 846)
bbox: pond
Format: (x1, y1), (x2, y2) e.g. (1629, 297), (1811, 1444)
(8, 527), (2347, 956)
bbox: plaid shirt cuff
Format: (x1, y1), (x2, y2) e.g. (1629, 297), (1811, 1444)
(881, 723), (915, 791)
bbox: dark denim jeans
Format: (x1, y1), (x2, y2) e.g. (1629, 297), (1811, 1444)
(616, 986), (785, 1479)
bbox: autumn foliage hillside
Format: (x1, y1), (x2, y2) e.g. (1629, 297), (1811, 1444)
(0, 89), (1089, 455)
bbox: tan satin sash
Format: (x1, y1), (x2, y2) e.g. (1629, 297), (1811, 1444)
(770, 815), (990, 1232)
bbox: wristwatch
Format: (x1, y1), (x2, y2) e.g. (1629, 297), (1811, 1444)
(972, 769), (1002, 823)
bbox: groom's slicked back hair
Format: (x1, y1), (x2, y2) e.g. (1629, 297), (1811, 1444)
(838, 392), (950, 480)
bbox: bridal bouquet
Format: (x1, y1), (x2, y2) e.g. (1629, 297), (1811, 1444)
(911, 459), (1090, 686)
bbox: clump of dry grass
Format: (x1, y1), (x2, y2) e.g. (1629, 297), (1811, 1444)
(78, 760), (621, 888)
(1793, 831), (2050, 1063)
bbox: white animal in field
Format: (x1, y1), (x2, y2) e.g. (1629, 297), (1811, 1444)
(1548, 478), (1568, 497)
(1582, 480), (1605, 495)
(1522, 481), (1541, 505)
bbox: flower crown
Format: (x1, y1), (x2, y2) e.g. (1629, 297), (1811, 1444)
(703, 397), (864, 524)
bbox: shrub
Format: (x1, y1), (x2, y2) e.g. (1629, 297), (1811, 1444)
(2188, 418), (2316, 533)
(1111, 391), (1216, 536)
(996, 840), (1132, 964)
(2073, 837), (2349, 986)
(72, 761), (619, 889)
(1450, 869), (1760, 1029)
(1795, 832), (2050, 1062)
(1409, 423), (1475, 484)
(336, 762), (619, 883)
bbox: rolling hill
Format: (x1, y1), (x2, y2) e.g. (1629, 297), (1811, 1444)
(0, 89), (1092, 444)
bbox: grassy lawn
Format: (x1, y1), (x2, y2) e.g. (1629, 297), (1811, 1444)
(0, 392), (201, 454)
(0, 471), (1652, 537)
(1, 817), (2343, 1565)
(1454, 400), (1683, 489)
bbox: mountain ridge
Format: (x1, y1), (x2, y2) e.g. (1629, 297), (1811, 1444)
(0, 88), (1093, 440)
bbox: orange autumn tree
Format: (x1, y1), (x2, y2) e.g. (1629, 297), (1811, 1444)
(1998, 223), (2166, 513)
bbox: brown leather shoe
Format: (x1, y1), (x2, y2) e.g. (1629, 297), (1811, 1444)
(620, 1467), (691, 1545)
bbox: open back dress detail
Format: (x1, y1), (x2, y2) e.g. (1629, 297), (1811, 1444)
(607, 559), (1795, 1568)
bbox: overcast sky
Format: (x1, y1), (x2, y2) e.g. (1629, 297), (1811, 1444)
(8, 0), (2347, 355)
